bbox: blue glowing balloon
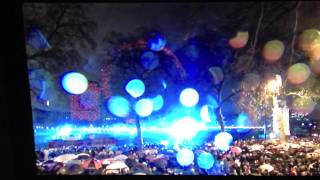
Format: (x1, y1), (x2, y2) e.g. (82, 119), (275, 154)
(107, 96), (130, 118)
(179, 88), (199, 107)
(151, 95), (164, 111)
(61, 72), (88, 95)
(200, 105), (217, 122)
(214, 132), (233, 151)
(140, 51), (159, 70)
(176, 148), (194, 167)
(134, 98), (153, 117)
(148, 32), (166, 51)
(125, 79), (145, 98)
(197, 152), (214, 170)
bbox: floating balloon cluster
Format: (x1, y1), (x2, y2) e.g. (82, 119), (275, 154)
(106, 78), (165, 118)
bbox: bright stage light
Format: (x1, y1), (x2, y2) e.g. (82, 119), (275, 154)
(151, 94), (164, 111)
(176, 148), (194, 167)
(125, 79), (145, 98)
(236, 113), (250, 133)
(197, 151), (215, 170)
(61, 72), (88, 94)
(57, 125), (72, 137)
(214, 132), (233, 151)
(200, 105), (217, 122)
(179, 88), (199, 107)
(107, 96), (130, 118)
(134, 98), (154, 117)
(169, 117), (200, 141)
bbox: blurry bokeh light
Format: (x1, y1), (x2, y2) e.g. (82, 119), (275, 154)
(61, 72), (88, 95)
(263, 40), (284, 63)
(107, 96), (131, 118)
(151, 94), (164, 111)
(179, 88), (199, 107)
(287, 63), (311, 85)
(197, 151), (214, 170)
(125, 79), (145, 98)
(229, 31), (249, 49)
(176, 148), (194, 167)
(134, 98), (154, 117)
(214, 132), (233, 151)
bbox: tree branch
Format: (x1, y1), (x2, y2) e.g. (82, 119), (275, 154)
(289, 1), (301, 66)
(250, 2), (264, 59)
(219, 89), (242, 108)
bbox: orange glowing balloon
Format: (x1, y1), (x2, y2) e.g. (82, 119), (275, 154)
(229, 31), (249, 49)
(287, 63), (311, 85)
(262, 40), (285, 63)
(310, 59), (320, 75)
(298, 28), (320, 53)
(308, 43), (320, 61)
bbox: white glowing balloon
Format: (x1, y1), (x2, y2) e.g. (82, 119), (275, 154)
(179, 88), (199, 107)
(61, 72), (88, 94)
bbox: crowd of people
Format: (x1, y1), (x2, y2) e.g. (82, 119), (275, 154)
(35, 136), (320, 175)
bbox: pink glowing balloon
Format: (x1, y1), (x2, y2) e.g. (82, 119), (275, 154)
(229, 31), (249, 49)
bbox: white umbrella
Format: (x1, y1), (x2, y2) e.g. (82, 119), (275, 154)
(66, 159), (82, 165)
(259, 163), (274, 172)
(102, 158), (112, 165)
(54, 154), (77, 163)
(113, 154), (128, 161)
(76, 153), (90, 160)
(106, 161), (129, 170)
(133, 172), (147, 175)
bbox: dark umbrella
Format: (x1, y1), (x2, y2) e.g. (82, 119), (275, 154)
(57, 163), (85, 175)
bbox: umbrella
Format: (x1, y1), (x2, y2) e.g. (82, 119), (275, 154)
(102, 158), (112, 165)
(113, 154), (128, 161)
(105, 161), (130, 175)
(57, 163), (84, 175)
(76, 153), (90, 160)
(231, 146), (242, 154)
(41, 160), (59, 172)
(106, 161), (129, 170)
(259, 163), (274, 172)
(54, 154), (77, 163)
(82, 159), (102, 170)
(66, 160), (82, 165)
(133, 172), (147, 175)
